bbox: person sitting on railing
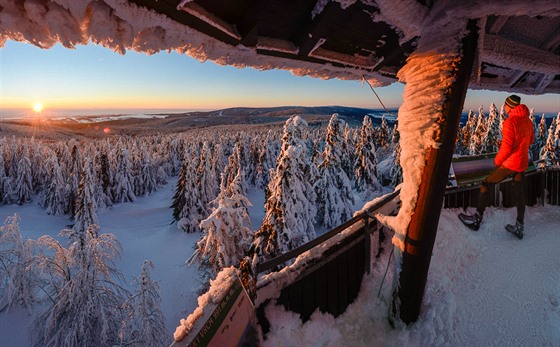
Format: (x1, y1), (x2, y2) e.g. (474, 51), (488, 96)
(459, 95), (534, 239)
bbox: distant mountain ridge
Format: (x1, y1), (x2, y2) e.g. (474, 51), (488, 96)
(0, 106), (398, 140)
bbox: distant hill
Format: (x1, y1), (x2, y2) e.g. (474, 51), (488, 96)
(0, 106), (397, 140)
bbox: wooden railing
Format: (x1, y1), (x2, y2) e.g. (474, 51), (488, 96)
(255, 189), (400, 332)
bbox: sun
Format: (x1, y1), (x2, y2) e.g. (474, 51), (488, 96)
(33, 102), (44, 113)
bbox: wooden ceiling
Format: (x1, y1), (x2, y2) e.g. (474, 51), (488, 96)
(126, 0), (559, 95)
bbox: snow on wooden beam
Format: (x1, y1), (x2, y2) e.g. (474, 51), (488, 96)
(177, 2), (242, 41)
(483, 34), (560, 75)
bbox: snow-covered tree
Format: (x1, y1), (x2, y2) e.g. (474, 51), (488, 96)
(539, 124), (559, 168)
(34, 225), (127, 347)
(73, 160), (99, 232)
(196, 141), (217, 218)
(255, 133), (277, 190)
(378, 115), (390, 148)
(119, 260), (170, 347)
(44, 155), (67, 216)
(468, 107), (487, 155)
(0, 214), (37, 312)
(390, 142), (403, 187)
(13, 155), (33, 205)
(354, 116), (380, 198)
(252, 116), (316, 264)
(173, 150), (201, 233)
(0, 147), (7, 203)
(191, 169), (252, 276)
(315, 114), (354, 228)
(112, 148), (136, 204)
(534, 113), (547, 159)
(482, 103), (501, 153)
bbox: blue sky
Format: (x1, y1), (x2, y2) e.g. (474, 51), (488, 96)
(1, 40), (558, 115)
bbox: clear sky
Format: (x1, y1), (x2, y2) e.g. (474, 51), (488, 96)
(1, 40), (558, 116)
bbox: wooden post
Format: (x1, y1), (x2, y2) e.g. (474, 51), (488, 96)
(394, 19), (479, 324)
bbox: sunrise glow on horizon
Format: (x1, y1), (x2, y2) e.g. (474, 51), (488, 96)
(2, 40), (559, 115)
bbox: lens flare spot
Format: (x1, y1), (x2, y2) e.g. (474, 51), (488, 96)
(103, 127), (111, 134)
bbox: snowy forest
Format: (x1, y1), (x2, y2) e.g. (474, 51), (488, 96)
(1, 106), (559, 346)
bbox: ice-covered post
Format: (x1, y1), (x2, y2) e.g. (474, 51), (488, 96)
(391, 19), (478, 323)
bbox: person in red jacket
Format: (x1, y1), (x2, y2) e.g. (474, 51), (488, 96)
(459, 95), (534, 239)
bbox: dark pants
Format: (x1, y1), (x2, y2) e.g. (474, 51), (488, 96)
(476, 166), (526, 224)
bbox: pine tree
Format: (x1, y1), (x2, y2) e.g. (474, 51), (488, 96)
(0, 214), (37, 313)
(191, 169), (252, 276)
(354, 116), (380, 198)
(315, 114), (354, 228)
(34, 225), (127, 347)
(196, 141), (217, 218)
(44, 155), (67, 216)
(255, 134), (277, 190)
(390, 142), (403, 187)
(468, 107), (487, 155)
(13, 155), (33, 205)
(73, 160), (99, 233)
(539, 124), (558, 168)
(112, 148), (136, 204)
(0, 147), (6, 203)
(534, 114), (547, 159)
(252, 116), (316, 264)
(482, 103), (501, 153)
(379, 115), (390, 148)
(119, 260), (170, 347)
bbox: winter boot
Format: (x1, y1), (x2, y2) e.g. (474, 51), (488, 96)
(458, 211), (482, 231)
(506, 221), (524, 240)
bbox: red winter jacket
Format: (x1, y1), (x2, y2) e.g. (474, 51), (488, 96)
(494, 104), (534, 172)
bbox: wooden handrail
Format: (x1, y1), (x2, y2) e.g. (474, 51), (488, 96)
(256, 189), (400, 274)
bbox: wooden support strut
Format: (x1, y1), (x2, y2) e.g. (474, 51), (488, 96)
(393, 19), (479, 324)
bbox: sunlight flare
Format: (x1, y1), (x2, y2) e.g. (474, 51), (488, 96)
(32, 102), (44, 113)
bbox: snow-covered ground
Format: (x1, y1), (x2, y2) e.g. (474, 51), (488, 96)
(0, 177), (559, 346)
(263, 205), (560, 346)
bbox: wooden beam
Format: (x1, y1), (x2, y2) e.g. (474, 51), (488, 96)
(483, 34), (560, 75)
(129, 0), (240, 46)
(294, 2), (351, 57)
(487, 15), (509, 34)
(394, 19), (478, 324)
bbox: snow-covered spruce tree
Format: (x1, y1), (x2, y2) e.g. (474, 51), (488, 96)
(119, 260), (170, 347)
(458, 110), (476, 155)
(112, 148), (136, 204)
(34, 224), (127, 347)
(171, 150), (190, 223)
(44, 155), (67, 216)
(482, 103), (501, 153)
(65, 144), (83, 216)
(390, 142), (403, 187)
(251, 116), (316, 264)
(354, 116), (380, 198)
(73, 159), (99, 233)
(13, 154), (33, 205)
(191, 169), (252, 277)
(341, 123), (355, 181)
(0, 147), (6, 203)
(176, 151), (201, 233)
(196, 141), (217, 218)
(534, 113), (548, 159)
(255, 133), (277, 190)
(314, 114), (354, 229)
(468, 107), (487, 155)
(539, 124), (559, 168)
(0, 214), (37, 313)
(378, 115), (390, 148)
(94, 150), (113, 208)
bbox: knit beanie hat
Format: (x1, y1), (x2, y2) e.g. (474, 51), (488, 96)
(505, 95), (521, 108)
